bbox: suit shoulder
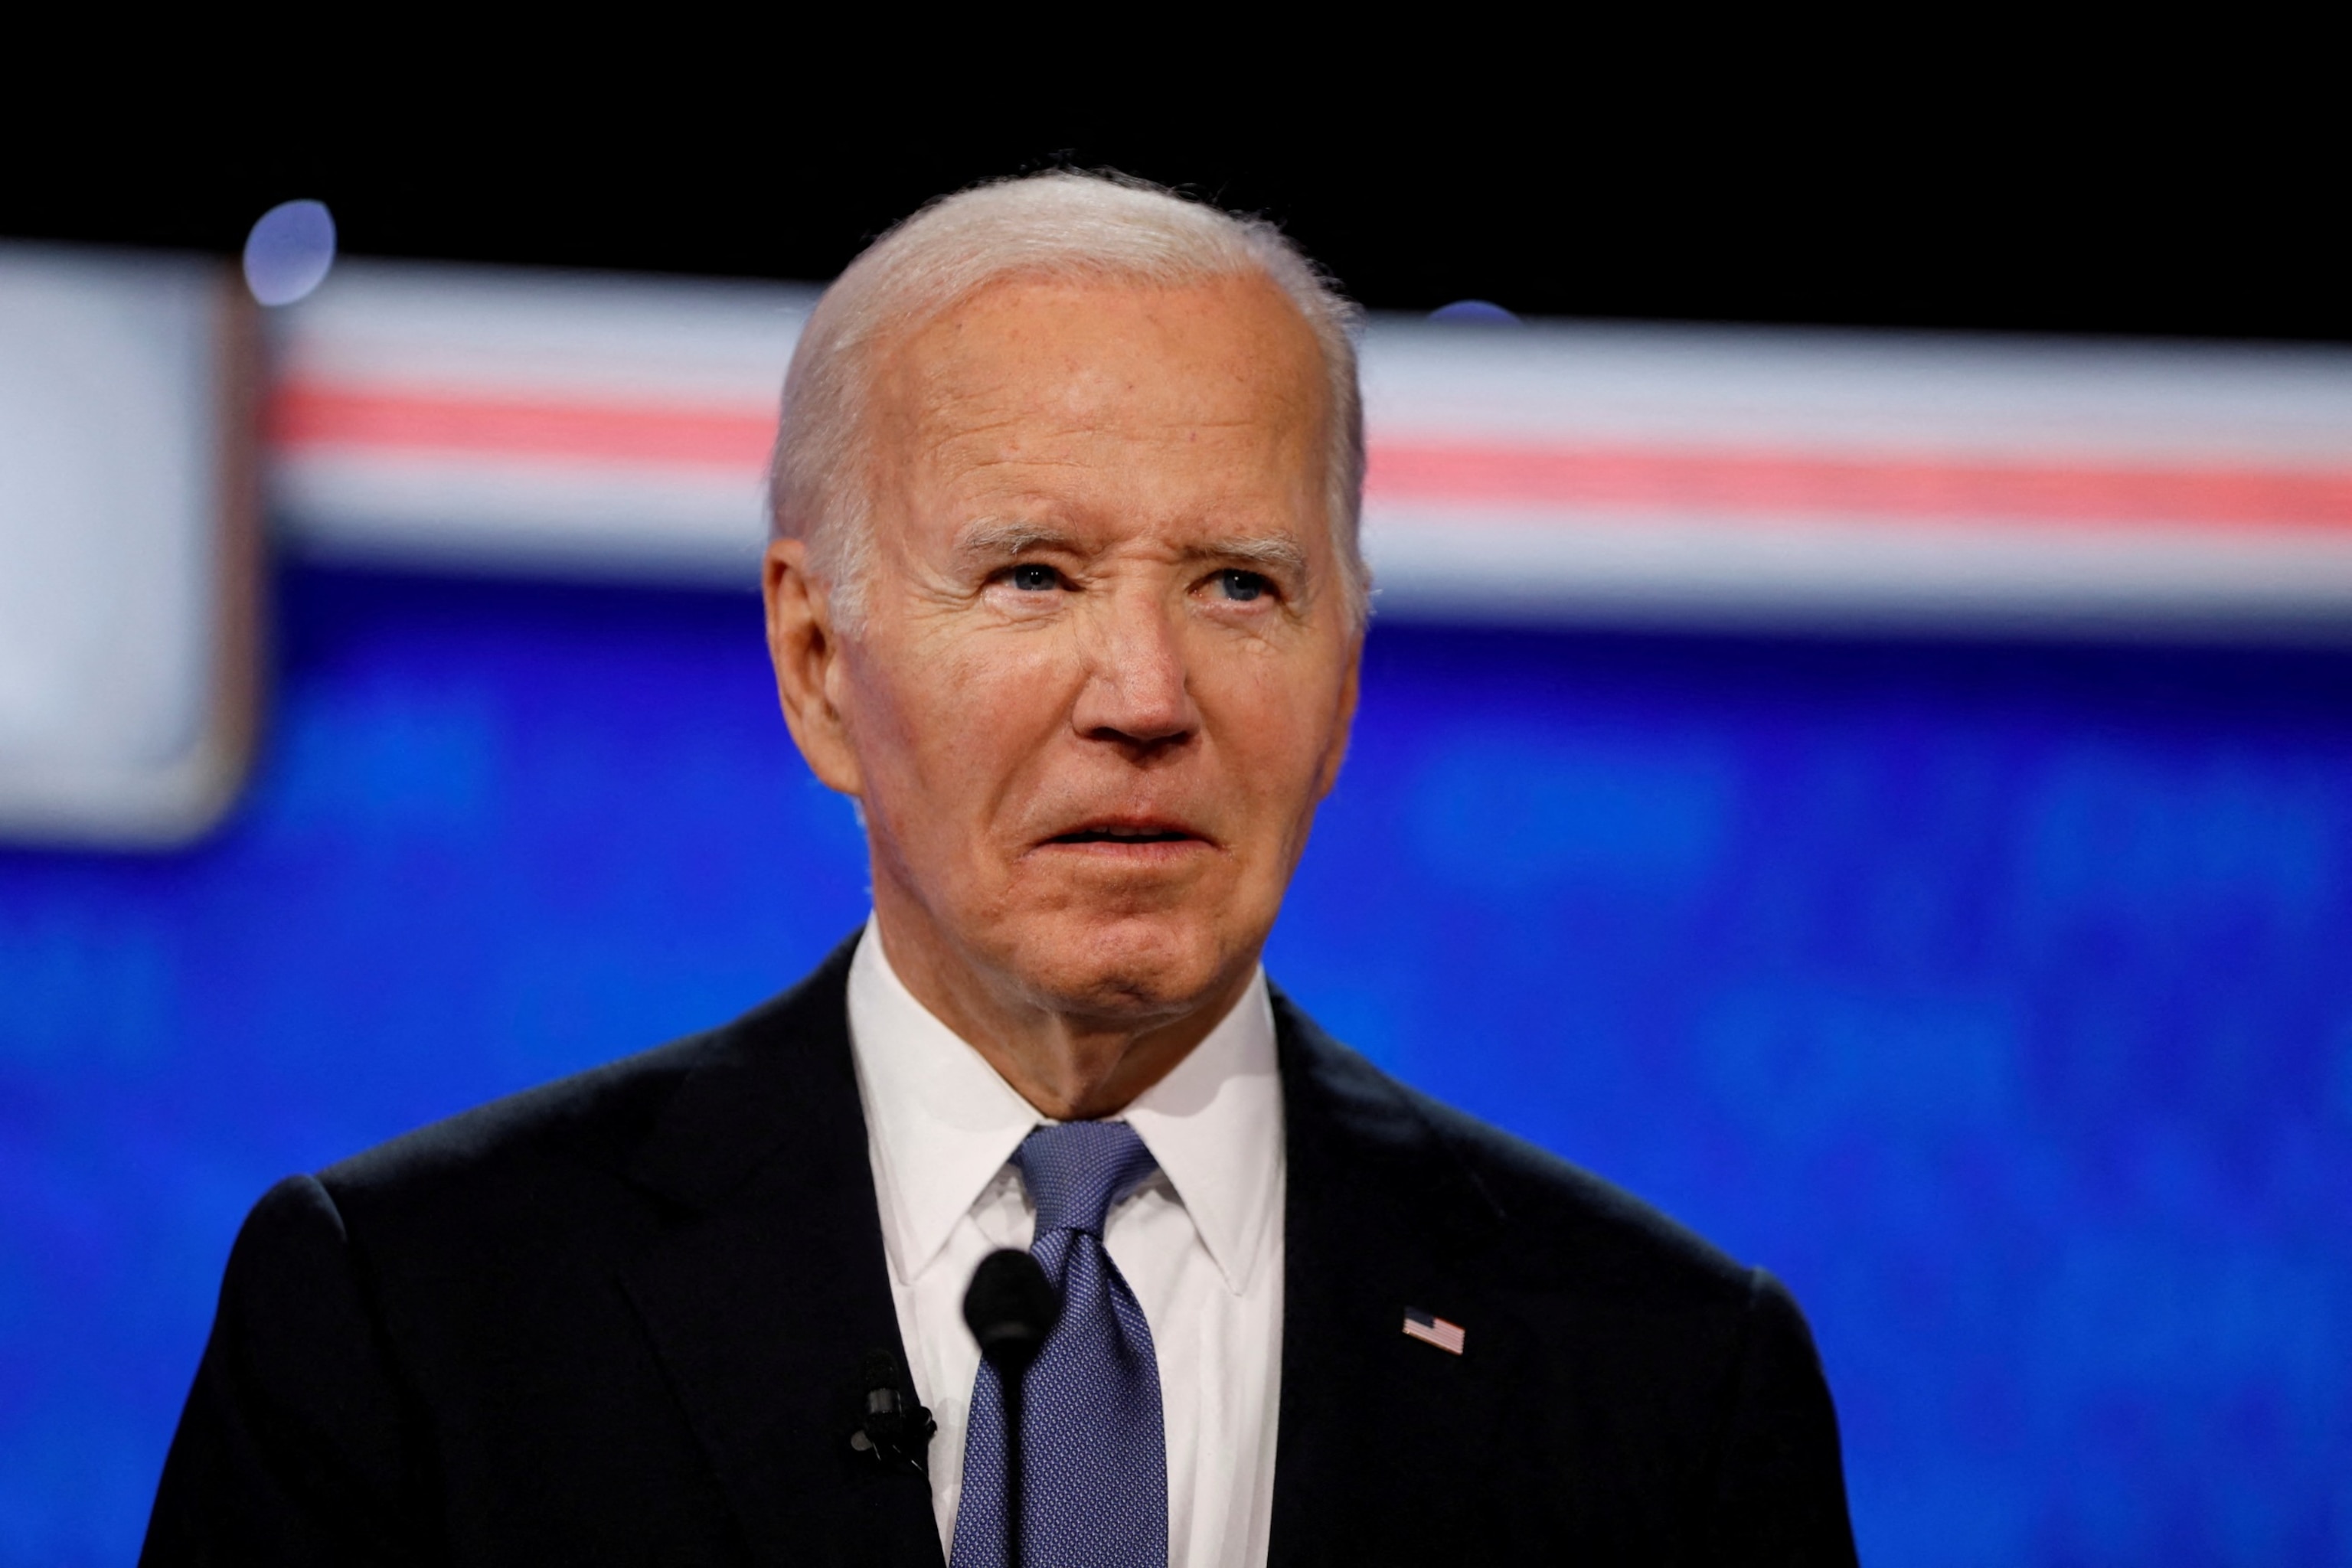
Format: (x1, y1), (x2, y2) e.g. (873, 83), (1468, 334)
(318, 1027), (715, 1204)
(1403, 1083), (1753, 1305)
(314, 937), (864, 1249)
(1273, 988), (1753, 1307)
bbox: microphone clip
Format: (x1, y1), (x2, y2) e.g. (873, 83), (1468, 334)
(848, 1349), (936, 1478)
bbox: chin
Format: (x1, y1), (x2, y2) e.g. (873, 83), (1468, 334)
(1008, 908), (1243, 1023)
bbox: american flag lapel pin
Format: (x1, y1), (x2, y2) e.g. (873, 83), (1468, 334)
(1402, 1307), (1465, 1355)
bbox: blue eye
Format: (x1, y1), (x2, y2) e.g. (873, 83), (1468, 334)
(1218, 570), (1269, 602)
(1009, 564), (1060, 592)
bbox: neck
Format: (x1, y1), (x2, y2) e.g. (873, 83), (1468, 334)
(868, 900), (1256, 1122)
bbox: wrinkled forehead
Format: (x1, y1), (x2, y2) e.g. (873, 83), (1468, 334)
(866, 271), (1331, 482)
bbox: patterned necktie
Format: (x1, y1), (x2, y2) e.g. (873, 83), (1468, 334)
(951, 1121), (1168, 1568)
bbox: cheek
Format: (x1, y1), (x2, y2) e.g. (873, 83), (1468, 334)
(866, 635), (1071, 797)
(1213, 652), (1347, 810)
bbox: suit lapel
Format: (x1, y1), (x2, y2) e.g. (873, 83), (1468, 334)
(619, 940), (944, 1568)
(612, 956), (1533, 1564)
(1266, 995), (1526, 1566)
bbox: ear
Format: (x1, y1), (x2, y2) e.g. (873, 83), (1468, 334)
(1312, 632), (1363, 802)
(763, 537), (864, 796)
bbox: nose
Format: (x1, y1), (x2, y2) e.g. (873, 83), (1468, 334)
(1070, 593), (1198, 757)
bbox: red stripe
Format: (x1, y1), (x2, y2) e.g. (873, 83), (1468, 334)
(269, 381), (2352, 533)
(270, 382), (776, 468)
(1367, 444), (2352, 532)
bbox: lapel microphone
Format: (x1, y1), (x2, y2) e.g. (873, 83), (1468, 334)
(848, 1348), (936, 1478)
(964, 1249), (1060, 1568)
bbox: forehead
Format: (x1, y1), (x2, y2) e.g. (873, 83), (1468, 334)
(870, 272), (1329, 478)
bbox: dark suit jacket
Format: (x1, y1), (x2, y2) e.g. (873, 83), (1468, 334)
(144, 938), (1857, 1565)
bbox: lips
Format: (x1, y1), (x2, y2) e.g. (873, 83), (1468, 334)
(1039, 815), (1213, 850)
(1052, 826), (1192, 844)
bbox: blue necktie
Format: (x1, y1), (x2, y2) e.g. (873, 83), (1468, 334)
(951, 1122), (1168, 1568)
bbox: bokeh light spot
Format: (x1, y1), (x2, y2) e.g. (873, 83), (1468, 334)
(242, 200), (337, 307)
(1429, 299), (1521, 325)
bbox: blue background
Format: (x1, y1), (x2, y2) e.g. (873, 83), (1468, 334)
(5, 565), (2350, 1564)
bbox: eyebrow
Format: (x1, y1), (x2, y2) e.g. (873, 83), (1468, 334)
(1195, 535), (1312, 580)
(952, 521), (1080, 565)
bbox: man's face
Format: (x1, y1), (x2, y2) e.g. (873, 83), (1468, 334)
(825, 273), (1360, 1026)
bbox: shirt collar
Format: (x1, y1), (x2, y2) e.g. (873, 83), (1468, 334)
(845, 917), (1283, 1295)
(1119, 963), (1283, 1294)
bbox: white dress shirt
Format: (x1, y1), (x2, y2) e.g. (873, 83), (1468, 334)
(844, 920), (1286, 1567)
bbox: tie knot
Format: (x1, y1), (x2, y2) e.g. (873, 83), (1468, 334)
(1014, 1122), (1158, 1238)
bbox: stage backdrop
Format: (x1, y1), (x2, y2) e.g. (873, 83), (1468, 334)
(2, 564), (2350, 1565)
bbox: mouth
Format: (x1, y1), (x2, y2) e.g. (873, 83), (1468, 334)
(1051, 826), (1194, 845)
(1039, 817), (1213, 852)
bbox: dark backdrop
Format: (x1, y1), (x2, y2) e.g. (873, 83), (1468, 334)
(6, 34), (2343, 340)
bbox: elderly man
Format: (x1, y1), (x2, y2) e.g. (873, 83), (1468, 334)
(145, 174), (1856, 1566)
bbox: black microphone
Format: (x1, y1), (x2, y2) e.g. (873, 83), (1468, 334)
(847, 1347), (936, 1478)
(963, 1248), (1060, 1568)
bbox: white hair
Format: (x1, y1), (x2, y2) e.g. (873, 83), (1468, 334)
(768, 171), (1369, 629)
